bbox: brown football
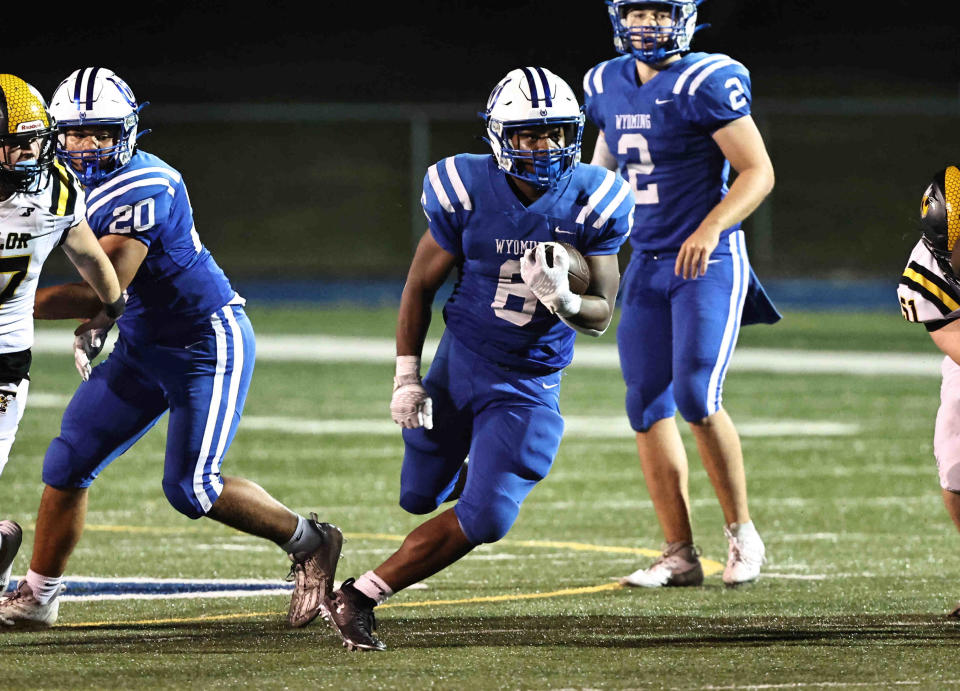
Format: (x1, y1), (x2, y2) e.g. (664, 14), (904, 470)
(556, 242), (591, 295)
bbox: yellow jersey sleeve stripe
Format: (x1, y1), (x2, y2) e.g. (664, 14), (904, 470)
(50, 162), (78, 218)
(902, 267), (960, 313)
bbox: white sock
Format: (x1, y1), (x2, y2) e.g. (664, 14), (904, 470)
(353, 571), (394, 605)
(281, 515), (323, 555)
(728, 520), (757, 538)
(25, 569), (62, 605)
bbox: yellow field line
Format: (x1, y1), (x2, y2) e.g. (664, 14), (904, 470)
(60, 582), (627, 627)
(61, 611), (276, 628)
(36, 526), (723, 577)
(378, 581), (623, 609)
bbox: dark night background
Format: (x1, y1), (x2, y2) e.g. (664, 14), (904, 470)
(14, 1), (958, 103)
(9, 1), (960, 289)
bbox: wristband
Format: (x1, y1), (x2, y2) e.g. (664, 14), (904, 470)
(555, 293), (582, 318)
(103, 295), (125, 320)
(394, 355), (421, 388)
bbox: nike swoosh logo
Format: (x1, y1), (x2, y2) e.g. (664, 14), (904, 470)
(655, 98), (673, 105)
(541, 381), (561, 389)
(554, 226), (575, 235)
(706, 259), (721, 265)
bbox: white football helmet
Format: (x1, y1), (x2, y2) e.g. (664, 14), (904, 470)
(482, 67), (584, 189)
(606, 0), (704, 64)
(49, 68), (143, 185)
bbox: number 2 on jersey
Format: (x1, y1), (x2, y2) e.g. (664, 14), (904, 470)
(618, 133), (658, 205)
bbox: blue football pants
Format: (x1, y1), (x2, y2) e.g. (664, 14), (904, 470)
(618, 231), (750, 431)
(400, 330), (565, 545)
(43, 304), (255, 519)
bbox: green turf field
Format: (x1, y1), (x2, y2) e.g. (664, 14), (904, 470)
(1, 306), (957, 689)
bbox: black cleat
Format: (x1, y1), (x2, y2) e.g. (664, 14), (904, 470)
(0, 521), (22, 594)
(286, 513), (343, 628)
(323, 578), (387, 651)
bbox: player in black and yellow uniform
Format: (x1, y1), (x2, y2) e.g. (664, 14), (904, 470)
(0, 74), (122, 596)
(897, 165), (960, 617)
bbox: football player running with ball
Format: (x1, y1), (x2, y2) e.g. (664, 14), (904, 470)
(897, 166), (960, 617)
(322, 67), (633, 651)
(0, 68), (341, 629)
(0, 74), (123, 595)
(583, 1), (779, 587)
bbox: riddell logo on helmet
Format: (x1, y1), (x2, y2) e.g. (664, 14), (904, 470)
(16, 120), (43, 133)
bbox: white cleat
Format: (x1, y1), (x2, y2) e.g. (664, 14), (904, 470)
(0, 520), (22, 595)
(620, 542), (704, 588)
(722, 521), (765, 586)
(0, 581), (59, 628)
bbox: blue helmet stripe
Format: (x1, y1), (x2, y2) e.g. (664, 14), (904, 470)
(534, 67), (553, 107)
(72, 68), (85, 104)
(85, 67), (100, 110)
(520, 67), (540, 107)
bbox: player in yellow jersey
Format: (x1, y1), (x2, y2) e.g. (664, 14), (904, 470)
(0, 75), (122, 596)
(897, 165), (960, 617)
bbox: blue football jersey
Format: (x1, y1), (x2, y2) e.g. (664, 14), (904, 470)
(421, 154), (633, 372)
(584, 52), (752, 251)
(83, 151), (238, 343)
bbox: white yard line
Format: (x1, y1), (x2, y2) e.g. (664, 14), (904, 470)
(25, 395), (860, 439)
(32, 330), (943, 376)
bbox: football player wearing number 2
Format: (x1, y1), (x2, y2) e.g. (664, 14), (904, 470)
(584, 1), (780, 587)
(0, 69), (342, 629)
(0, 75), (123, 597)
(322, 67), (633, 651)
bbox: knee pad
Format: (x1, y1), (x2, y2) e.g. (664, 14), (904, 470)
(673, 364), (718, 423)
(455, 493), (518, 545)
(162, 476), (209, 519)
(399, 490), (441, 516)
(42, 437), (91, 489)
(625, 384), (676, 432)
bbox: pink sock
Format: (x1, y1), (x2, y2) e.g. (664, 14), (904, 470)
(353, 570), (394, 604)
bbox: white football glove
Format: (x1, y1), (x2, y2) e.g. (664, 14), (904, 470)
(520, 242), (582, 317)
(390, 356), (433, 429)
(74, 327), (108, 382)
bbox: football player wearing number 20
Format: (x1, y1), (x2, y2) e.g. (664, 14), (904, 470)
(0, 69), (341, 630)
(0, 75), (123, 597)
(321, 67), (633, 651)
(584, 1), (780, 587)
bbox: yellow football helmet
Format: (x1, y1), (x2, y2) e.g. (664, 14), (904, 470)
(920, 165), (960, 287)
(0, 74), (56, 194)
